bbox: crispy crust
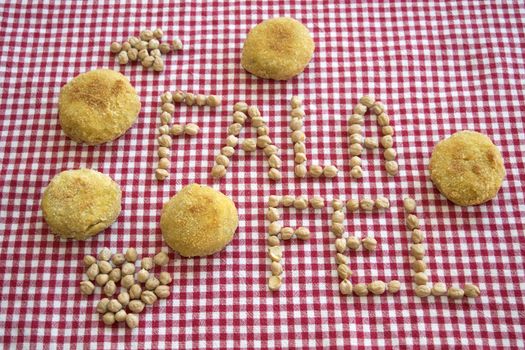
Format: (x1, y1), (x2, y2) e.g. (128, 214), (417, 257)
(241, 17), (314, 80)
(41, 169), (122, 240)
(58, 69), (141, 145)
(429, 131), (505, 206)
(160, 184), (238, 257)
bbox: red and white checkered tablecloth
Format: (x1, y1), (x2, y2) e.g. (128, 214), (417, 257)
(1, 1), (524, 348)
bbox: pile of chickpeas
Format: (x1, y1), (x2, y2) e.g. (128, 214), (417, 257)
(80, 248), (172, 329)
(110, 29), (182, 71)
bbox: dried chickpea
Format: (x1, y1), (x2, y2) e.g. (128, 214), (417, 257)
(309, 165), (323, 178)
(364, 137), (379, 149)
(353, 103), (367, 115)
(125, 313), (139, 329)
(158, 158), (170, 170)
(377, 113), (390, 126)
(138, 49), (149, 60)
(83, 255), (97, 267)
(257, 126), (269, 136)
(382, 125), (394, 136)
(348, 124), (362, 135)
(110, 42), (122, 53)
(155, 169), (169, 180)
(266, 207), (280, 222)
(293, 142), (306, 154)
(107, 299), (122, 313)
(375, 197), (390, 209)
(340, 280), (353, 295)
(290, 107), (305, 119)
(291, 130), (306, 143)
(381, 135), (393, 149)
(310, 196), (325, 209)
(102, 312), (116, 326)
(268, 246), (282, 262)
(155, 285), (170, 299)
(128, 36), (140, 47)
(140, 30), (154, 41)
(221, 146), (235, 157)
(145, 276), (160, 290)
(152, 56), (164, 72)
(368, 280), (386, 295)
(98, 260), (112, 274)
(332, 210), (344, 223)
(234, 102), (249, 112)
(337, 264), (352, 280)
(95, 274), (109, 287)
(406, 214), (420, 230)
(354, 283), (369, 296)
(331, 223), (344, 237)
(271, 261), (283, 276)
(128, 300), (145, 313)
(268, 222), (282, 236)
(362, 237), (377, 251)
(403, 197), (417, 213)
(268, 276), (281, 291)
(371, 102), (384, 115)
(141, 56), (155, 68)
(336, 253), (348, 265)
(159, 43), (171, 54)
(185, 93), (196, 106)
(359, 198), (374, 211)
(225, 135), (238, 147)
(385, 161), (399, 176)
(207, 95), (221, 107)
(184, 123), (200, 136)
(140, 290), (157, 305)
(293, 196), (308, 210)
(121, 262), (136, 275)
(158, 147), (170, 158)
(121, 275), (135, 289)
(410, 244), (425, 259)
(125, 248), (138, 262)
(415, 285), (431, 297)
(294, 152), (307, 164)
(384, 148), (397, 161)
(348, 114), (364, 125)
(118, 51), (129, 64)
(349, 133), (363, 145)
(97, 298), (110, 314)
(154, 252), (169, 266)
(335, 238), (347, 253)
(256, 135), (272, 148)
(267, 195), (281, 208)
(211, 164), (227, 178)
(268, 155), (282, 169)
(464, 284), (480, 298)
(158, 134), (172, 148)
(137, 269), (149, 283)
(247, 106), (261, 118)
(215, 154), (230, 168)
(264, 145), (278, 157)
(115, 309), (127, 323)
(290, 118), (303, 131)
(387, 280), (401, 293)
(118, 292), (130, 306)
(159, 272), (172, 285)
(431, 282), (447, 296)
(350, 166), (363, 179)
(294, 164), (307, 178)
(267, 235), (280, 246)
(196, 94), (207, 106)
(323, 165), (338, 178)
(172, 38), (183, 50)
(349, 143), (363, 156)
(135, 40), (148, 51)
(414, 272), (428, 285)
(346, 199), (359, 212)
(280, 227), (293, 240)
(290, 96), (302, 108)
(359, 95), (375, 107)
(80, 280), (95, 295)
(158, 125), (170, 135)
(412, 229), (424, 244)
(103, 280), (117, 297)
(129, 284), (142, 300)
(282, 195), (294, 207)
(346, 236), (360, 250)
(268, 168), (282, 181)
(412, 260), (427, 273)
(173, 91), (185, 103)
(294, 227), (310, 240)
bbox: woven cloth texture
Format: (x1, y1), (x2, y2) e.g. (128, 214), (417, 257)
(0, 1), (524, 349)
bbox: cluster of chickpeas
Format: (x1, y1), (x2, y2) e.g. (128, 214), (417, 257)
(404, 197), (480, 299)
(79, 248), (172, 328)
(289, 97), (338, 178)
(330, 198), (401, 296)
(266, 195), (320, 291)
(156, 91), (220, 180)
(211, 103), (282, 180)
(348, 96), (398, 178)
(110, 29), (182, 71)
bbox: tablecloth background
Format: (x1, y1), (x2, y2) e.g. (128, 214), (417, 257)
(0, 1), (524, 348)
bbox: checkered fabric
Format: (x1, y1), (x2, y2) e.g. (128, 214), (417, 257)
(0, 1), (524, 348)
